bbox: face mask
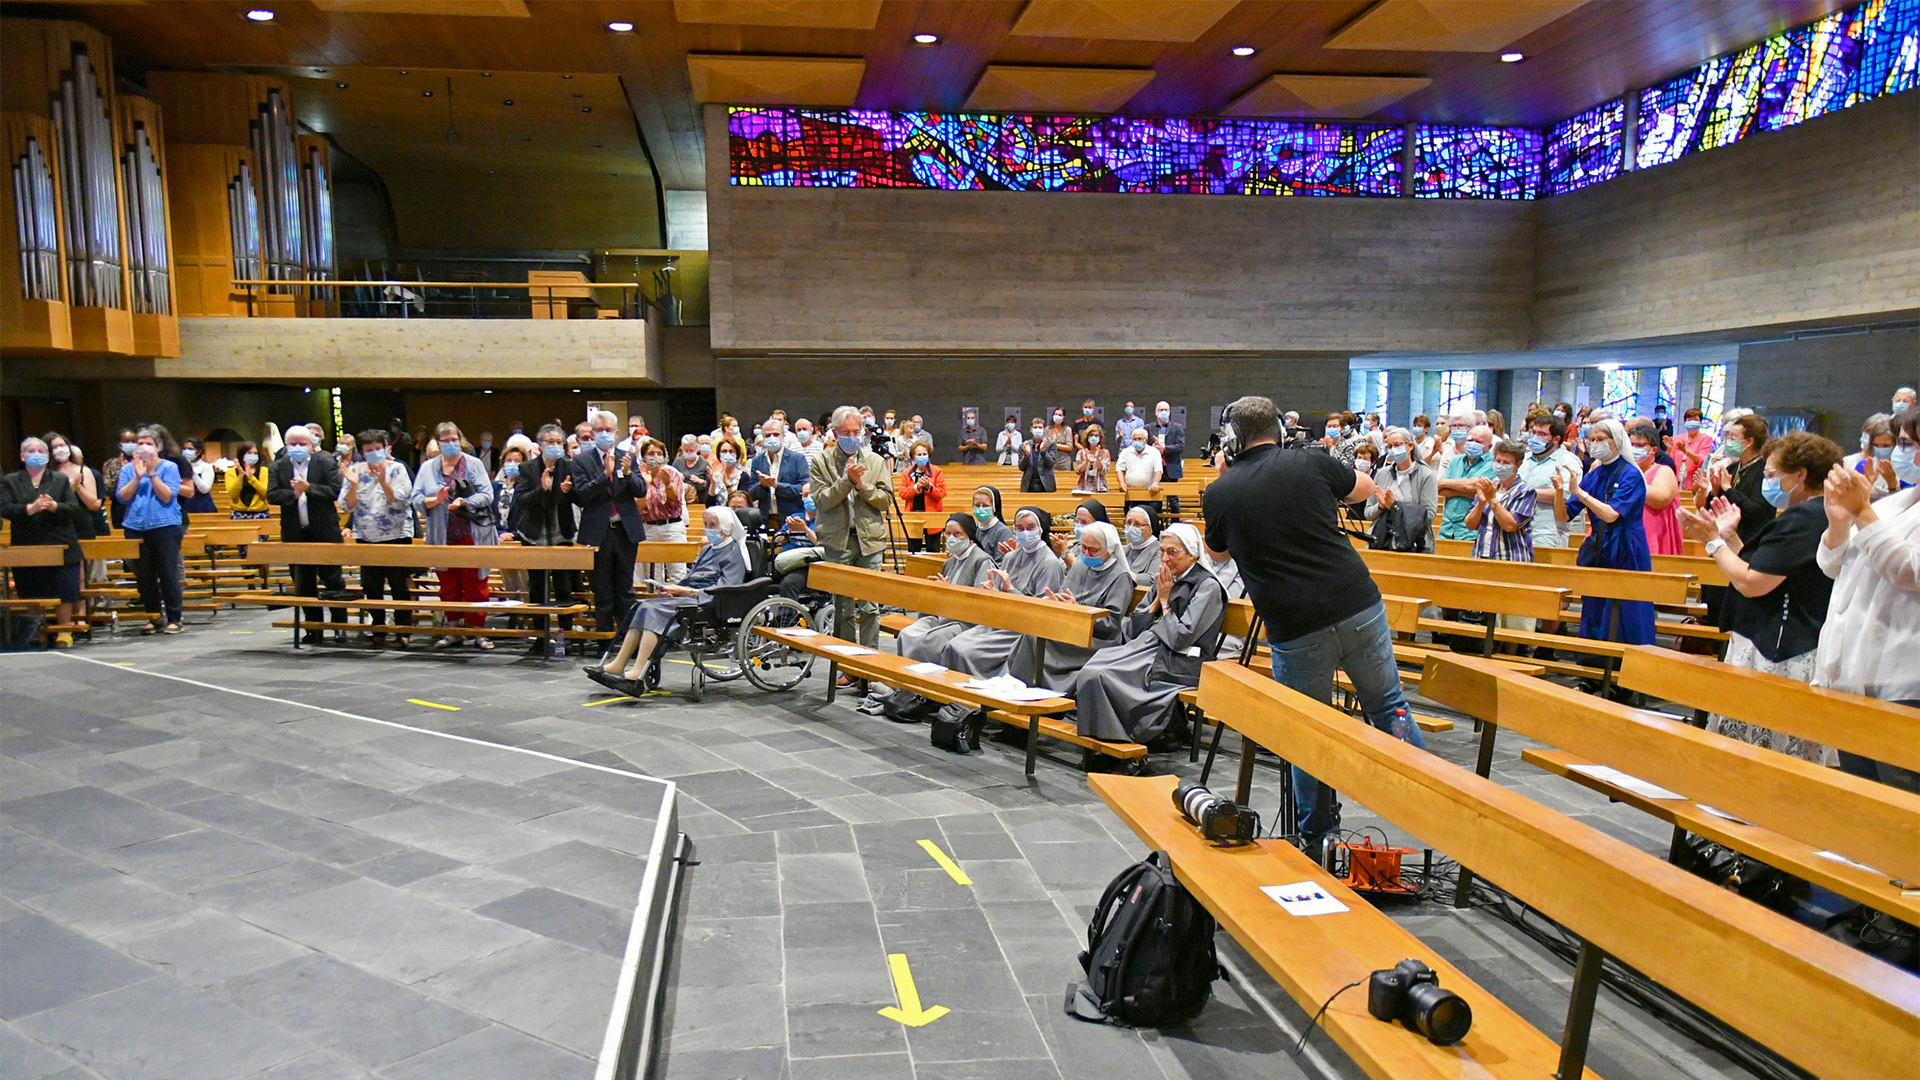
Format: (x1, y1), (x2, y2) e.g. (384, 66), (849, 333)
(1554, 410), (1569, 421)
(1450, 430), (1468, 443)
(1006, 422), (1017, 431)
(1083, 407), (1094, 417)
(1082, 554), (1106, 569)
(1072, 523), (1085, 539)
(441, 442), (462, 459)
(1871, 445), (1892, 461)
(1413, 425), (1428, 437)
(972, 506), (993, 525)
(1861, 433), (1873, 451)
(697, 443), (712, 455)
(1053, 414), (1064, 423)
(25, 452), (48, 469)
(1685, 421), (1702, 432)
(707, 529), (728, 546)
(1133, 439), (1148, 453)
(52, 446), (71, 463)
(837, 434), (862, 454)
(944, 533), (970, 556)
(1587, 441), (1614, 463)
(502, 463), (519, 478)
(797, 431), (812, 444)
(1577, 425), (1590, 439)
(1722, 437), (1745, 457)
(120, 441), (137, 455)
(1627, 445), (1649, 463)
(1326, 426), (1341, 439)
(337, 443), (354, 457)
(1761, 475), (1796, 508)
(480, 440), (492, 450)
(287, 446), (311, 463)
(1031, 427), (1044, 438)
(1124, 524), (1144, 544)
(544, 444), (565, 461)
(802, 496), (817, 513)
(1156, 410), (1169, 423)
(365, 449), (387, 465)
(1890, 444), (1918, 481)
(1526, 435), (1549, 455)
(645, 454), (667, 467)
(593, 431), (616, 451)
(1894, 400), (1911, 413)
(1493, 462), (1516, 481)
(244, 453), (259, 466)
(1123, 406), (1135, 417)
(1016, 527), (1043, 550)
(1463, 440), (1486, 459)
(719, 452), (737, 465)
(1386, 445), (1409, 463)
(913, 454), (929, 467)
(882, 417), (895, 427)
(1086, 435), (1099, 446)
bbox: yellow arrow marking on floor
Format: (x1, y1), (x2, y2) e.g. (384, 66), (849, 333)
(229, 630), (254, 635)
(582, 695), (634, 707)
(406, 698), (460, 711)
(877, 953), (948, 1027)
(111, 661), (135, 666)
(917, 839), (971, 886)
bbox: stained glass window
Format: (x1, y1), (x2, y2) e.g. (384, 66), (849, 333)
(1438, 371), (1477, 417)
(729, 109), (1404, 196)
(1602, 369), (1639, 415)
(1699, 364), (1728, 420)
(1373, 371), (1390, 421)
(1412, 125), (1542, 199)
(1543, 100), (1623, 195)
(1658, 367), (1680, 414)
(1637, 56), (1732, 168)
(1853, 0), (1920, 103)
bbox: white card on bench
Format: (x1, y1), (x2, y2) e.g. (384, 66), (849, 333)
(1262, 882), (1350, 917)
(1567, 763), (1685, 801)
(906, 662), (947, 674)
(823, 644), (877, 656)
(782, 627), (821, 637)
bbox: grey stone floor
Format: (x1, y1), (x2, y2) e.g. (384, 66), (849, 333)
(3, 610), (1749, 1080)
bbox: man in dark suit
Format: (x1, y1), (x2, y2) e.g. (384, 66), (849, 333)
(744, 419), (810, 521)
(1146, 400), (1187, 482)
(265, 425), (348, 643)
(571, 410), (648, 649)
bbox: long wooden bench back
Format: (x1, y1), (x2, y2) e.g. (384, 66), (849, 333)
(80, 538), (143, 560)
(1421, 654), (1920, 882)
(1617, 645), (1920, 775)
(1196, 660), (1920, 1080)
(806, 561), (1102, 647)
(240, 541), (593, 571)
(1369, 571), (1566, 621)
(1363, 550), (1692, 604)
(1433, 538), (1729, 588)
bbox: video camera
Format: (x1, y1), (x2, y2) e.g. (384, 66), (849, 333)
(1172, 781), (1260, 846)
(1367, 959), (1472, 1045)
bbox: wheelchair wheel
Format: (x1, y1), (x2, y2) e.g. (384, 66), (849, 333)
(692, 645), (744, 683)
(739, 596), (819, 693)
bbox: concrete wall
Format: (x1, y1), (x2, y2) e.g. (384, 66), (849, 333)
(713, 354), (1350, 459)
(1734, 326), (1920, 441)
(1533, 92), (1920, 348)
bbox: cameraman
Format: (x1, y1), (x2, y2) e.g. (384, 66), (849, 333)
(1201, 396), (1425, 856)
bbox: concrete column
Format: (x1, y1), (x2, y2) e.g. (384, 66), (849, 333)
(1678, 365), (1703, 415)
(1348, 368), (1369, 414)
(1636, 366), (1661, 417)
(1387, 370), (1414, 427)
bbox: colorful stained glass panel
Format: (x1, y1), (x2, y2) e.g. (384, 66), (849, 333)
(1412, 125), (1542, 199)
(1543, 99), (1623, 195)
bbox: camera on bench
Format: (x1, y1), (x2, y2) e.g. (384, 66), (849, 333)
(1172, 780), (1259, 846)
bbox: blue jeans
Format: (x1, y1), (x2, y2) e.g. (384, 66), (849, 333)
(1267, 599), (1422, 849)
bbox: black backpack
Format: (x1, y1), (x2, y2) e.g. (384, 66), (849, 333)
(1065, 851), (1219, 1027)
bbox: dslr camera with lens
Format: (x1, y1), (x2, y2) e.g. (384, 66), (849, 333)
(1367, 958), (1472, 1045)
(1172, 781), (1259, 846)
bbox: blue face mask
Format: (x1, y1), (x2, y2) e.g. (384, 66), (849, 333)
(1526, 434), (1550, 455)
(1086, 435), (1100, 446)
(1124, 525), (1144, 544)
(1326, 426), (1341, 439)
(441, 442), (462, 459)
(837, 434), (862, 454)
(120, 441), (138, 456)
(1413, 425), (1427, 437)
(1156, 410), (1169, 423)
(1386, 445), (1409, 463)
(25, 452), (48, 469)
(1627, 445), (1649, 463)
(593, 431), (616, 451)
(1072, 523), (1085, 539)
(1872, 445), (1893, 460)
(286, 446), (311, 463)
(1685, 421), (1703, 432)
(802, 496), (816, 513)
(1124, 406), (1135, 417)
(543, 444), (564, 461)
(913, 454), (929, 466)
(502, 462), (519, 478)
(1891, 444), (1918, 482)
(1463, 440), (1486, 459)
(365, 448), (387, 465)
(1493, 462), (1516, 481)
(1450, 430), (1468, 443)
(1761, 474), (1796, 508)
(973, 506), (992, 524)
(719, 452), (737, 466)
(1082, 554), (1105, 570)
(1016, 527), (1043, 550)
(1082, 407), (1094, 417)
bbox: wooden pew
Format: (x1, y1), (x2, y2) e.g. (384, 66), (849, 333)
(1433, 538), (1728, 588)
(1421, 654), (1920, 913)
(1196, 660), (1920, 1080)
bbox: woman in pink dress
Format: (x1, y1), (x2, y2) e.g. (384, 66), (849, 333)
(1628, 419), (1683, 554)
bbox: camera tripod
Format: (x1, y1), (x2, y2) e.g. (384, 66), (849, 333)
(1195, 610), (1303, 855)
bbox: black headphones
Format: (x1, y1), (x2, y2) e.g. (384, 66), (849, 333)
(1218, 402), (1244, 465)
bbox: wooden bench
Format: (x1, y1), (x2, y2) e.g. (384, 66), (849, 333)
(762, 560), (1132, 774)
(1421, 654), (1920, 914)
(1433, 538), (1727, 587)
(1196, 660), (1920, 1080)
(0, 547), (65, 643)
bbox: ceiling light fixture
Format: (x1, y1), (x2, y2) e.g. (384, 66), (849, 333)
(607, 21), (634, 33)
(421, 89), (433, 97)
(1500, 52), (1525, 63)
(581, 106), (592, 113)
(244, 9), (275, 22)
(1231, 46), (1255, 57)
(335, 81), (348, 89)
(912, 33), (939, 45)
(503, 99), (515, 106)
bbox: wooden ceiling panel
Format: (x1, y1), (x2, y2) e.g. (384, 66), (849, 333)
(1008, 0), (1241, 43)
(1226, 72), (1432, 118)
(672, 1), (883, 29)
(686, 54), (865, 105)
(1325, 0), (1588, 53)
(309, 1), (530, 16)
(964, 64), (1155, 112)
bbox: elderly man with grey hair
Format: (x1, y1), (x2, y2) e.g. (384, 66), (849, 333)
(267, 423), (349, 642)
(572, 408), (648, 652)
(1437, 421), (1496, 542)
(811, 405), (894, 681)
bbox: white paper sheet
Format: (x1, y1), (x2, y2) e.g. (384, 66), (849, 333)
(905, 662), (947, 674)
(1262, 882), (1350, 917)
(960, 677), (1064, 702)
(781, 627), (821, 638)
(1566, 763), (1686, 801)
(823, 644), (877, 657)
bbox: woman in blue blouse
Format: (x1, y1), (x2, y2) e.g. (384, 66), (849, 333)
(1555, 417), (1654, 644)
(115, 426), (186, 634)
(586, 506), (749, 696)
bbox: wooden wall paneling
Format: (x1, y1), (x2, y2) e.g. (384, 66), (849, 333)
(1, 112), (72, 352)
(117, 93), (180, 357)
(162, 144), (256, 318)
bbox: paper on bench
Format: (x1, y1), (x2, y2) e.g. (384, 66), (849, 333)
(781, 627), (821, 638)
(961, 675), (1065, 702)
(823, 644), (878, 657)
(477, 599), (524, 606)
(1262, 882), (1350, 917)
(1567, 763), (1686, 801)
(905, 662), (947, 674)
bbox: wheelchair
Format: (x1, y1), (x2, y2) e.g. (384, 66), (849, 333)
(639, 513), (832, 701)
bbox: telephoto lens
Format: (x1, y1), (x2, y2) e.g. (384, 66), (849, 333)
(1174, 780), (1224, 827)
(1171, 781), (1259, 845)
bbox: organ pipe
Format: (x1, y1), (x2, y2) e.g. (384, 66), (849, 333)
(50, 43), (122, 308)
(11, 136), (60, 302)
(248, 88), (303, 285)
(121, 121), (169, 314)
(228, 159), (263, 284)
(299, 144), (333, 281)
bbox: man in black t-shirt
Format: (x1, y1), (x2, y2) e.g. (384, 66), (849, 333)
(1203, 395), (1424, 856)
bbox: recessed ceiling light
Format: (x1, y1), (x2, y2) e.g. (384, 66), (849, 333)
(1500, 52), (1525, 63)
(572, 388), (581, 393)
(503, 99), (515, 106)
(912, 33), (939, 45)
(481, 72), (492, 77)
(421, 89), (433, 97)
(581, 106), (592, 113)
(563, 74), (573, 79)
(607, 21), (634, 33)
(399, 70), (409, 75)
(244, 9), (275, 22)
(335, 81), (348, 89)
(1231, 46), (1255, 57)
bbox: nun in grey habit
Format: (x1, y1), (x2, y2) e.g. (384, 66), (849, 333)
(939, 506), (1065, 677)
(1071, 523), (1227, 746)
(1121, 505), (1161, 583)
(968, 486), (1015, 563)
(894, 512), (995, 662)
(1000, 520), (1135, 691)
